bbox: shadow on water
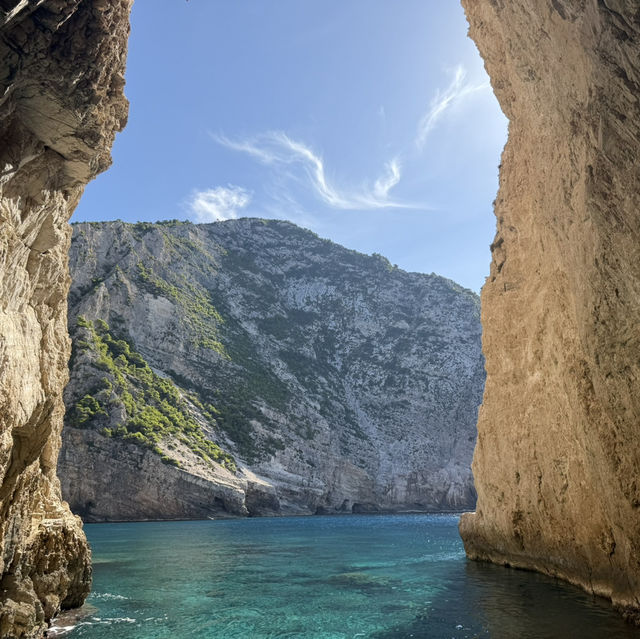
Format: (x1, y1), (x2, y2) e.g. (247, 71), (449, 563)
(373, 559), (640, 639)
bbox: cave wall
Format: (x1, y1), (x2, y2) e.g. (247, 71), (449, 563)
(460, 0), (640, 620)
(0, 1), (131, 636)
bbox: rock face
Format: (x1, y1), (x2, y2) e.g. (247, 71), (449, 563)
(460, 0), (640, 621)
(59, 219), (484, 521)
(0, 1), (130, 637)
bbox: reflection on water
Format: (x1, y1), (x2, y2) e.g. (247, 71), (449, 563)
(56, 515), (640, 639)
(374, 559), (638, 639)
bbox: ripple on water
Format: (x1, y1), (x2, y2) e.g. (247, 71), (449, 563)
(60, 516), (640, 639)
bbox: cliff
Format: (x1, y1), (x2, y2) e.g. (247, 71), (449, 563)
(460, 0), (640, 621)
(58, 219), (484, 521)
(0, 1), (130, 637)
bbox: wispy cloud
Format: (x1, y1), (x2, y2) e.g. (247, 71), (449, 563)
(373, 158), (401, 200)
(416, 65), (490, 149)
(187, 185), (251, 222)
(214, 131), (412, 210)
(203, 65), (487, 217)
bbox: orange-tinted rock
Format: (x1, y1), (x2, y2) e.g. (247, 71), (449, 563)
(460, 0), (640, 621)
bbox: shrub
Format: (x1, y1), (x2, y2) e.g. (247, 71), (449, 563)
(68, 317), (236, 472)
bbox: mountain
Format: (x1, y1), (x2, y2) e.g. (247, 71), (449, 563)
(58, 218), (484, 521)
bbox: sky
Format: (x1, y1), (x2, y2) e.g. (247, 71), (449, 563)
(72, 0), (508, 292)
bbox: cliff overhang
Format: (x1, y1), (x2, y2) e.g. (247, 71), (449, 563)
(0, 1), (131, 637)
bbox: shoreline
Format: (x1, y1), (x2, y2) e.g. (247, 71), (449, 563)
(80, 509), (472, 525)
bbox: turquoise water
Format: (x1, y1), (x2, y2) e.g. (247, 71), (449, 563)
(55, 515), (640, 638)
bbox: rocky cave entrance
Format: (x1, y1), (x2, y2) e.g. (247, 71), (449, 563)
(7, 0), (640, 635)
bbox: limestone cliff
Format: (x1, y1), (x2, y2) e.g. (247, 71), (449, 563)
(460, 0), (640, 621)
(58, 219), (484, 521)
(0, 1), (130, 637)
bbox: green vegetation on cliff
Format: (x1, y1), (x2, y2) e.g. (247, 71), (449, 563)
(62, 218), (484, 518)
(135, 261), (227, 356)
(70, 316), (236, 471)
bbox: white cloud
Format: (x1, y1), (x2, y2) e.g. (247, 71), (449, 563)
(199, 64), (491, 219)
(373, 158), (401, 200)
(214, 132), (412, 210)
(187, 185), (251, 222)
(416, 65), (490, 149)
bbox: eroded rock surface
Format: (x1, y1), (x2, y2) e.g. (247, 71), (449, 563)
(59, 219), (484, 520)
(460, 0), (640, 621)
(0, 1), (130, 636)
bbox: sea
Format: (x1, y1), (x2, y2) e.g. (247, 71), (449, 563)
(51, 514), (640, 638)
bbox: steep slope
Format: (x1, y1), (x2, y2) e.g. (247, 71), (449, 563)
(0, 1), (130, 637)
(460, 0), (640, 622)
(58, 219), (484, 521)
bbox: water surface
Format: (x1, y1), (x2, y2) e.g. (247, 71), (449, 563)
(56, 514), (640, 638)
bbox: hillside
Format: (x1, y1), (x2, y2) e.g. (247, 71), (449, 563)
(58, 218), (484, 520)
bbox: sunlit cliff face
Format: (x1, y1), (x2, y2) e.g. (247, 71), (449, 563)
(59, 218), (483, 521)
(460, 0), (640, 622)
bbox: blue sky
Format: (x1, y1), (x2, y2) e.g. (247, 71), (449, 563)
(73, 0), (507, 292)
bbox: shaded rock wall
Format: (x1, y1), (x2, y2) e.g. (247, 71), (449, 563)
(460, 0), (640, 620)
(60, 429), (255, 521)
(0, 1), (131, 636)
